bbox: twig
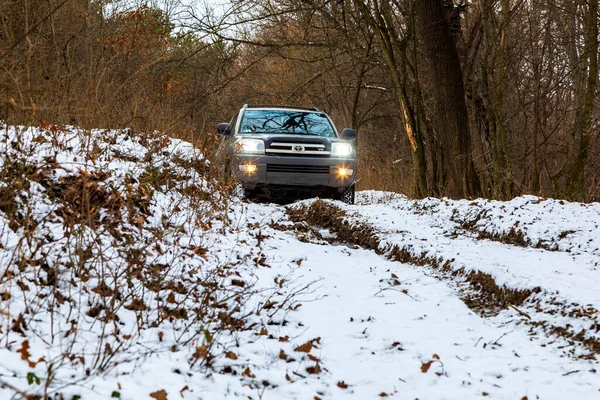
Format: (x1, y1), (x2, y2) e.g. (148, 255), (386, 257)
(509, 304), (532, 319)
(0, 378), (29, 398)
(0, 0), (70, 62)
(373, 285), (418, 301)
(487, 331), (513, 347)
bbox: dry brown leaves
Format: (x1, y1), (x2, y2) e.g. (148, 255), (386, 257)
(149, 389), (168, 400)
(17, 340), (39, 367)
(421, 354), (440, 373)
(242, 367), (256, 378)
(294, 337), (321, 353)
(306, 363), (321, 374)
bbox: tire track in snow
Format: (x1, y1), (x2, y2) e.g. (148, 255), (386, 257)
(285, 198), (600, 361)
(238, 201), (600, 399)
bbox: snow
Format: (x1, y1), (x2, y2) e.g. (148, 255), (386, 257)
(1, 125), (600, 399)
(349, 191), (600, 309)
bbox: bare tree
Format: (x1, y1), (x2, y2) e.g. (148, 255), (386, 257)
(415, 0), (480, 198)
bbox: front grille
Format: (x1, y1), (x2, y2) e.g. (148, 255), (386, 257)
(266, 142), (330, 156)
(267, 164), (330, 174)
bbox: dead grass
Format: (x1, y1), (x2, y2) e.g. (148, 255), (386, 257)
(454, 210), (567, 251)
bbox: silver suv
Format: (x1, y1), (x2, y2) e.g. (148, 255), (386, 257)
(217, 104), (357, 204)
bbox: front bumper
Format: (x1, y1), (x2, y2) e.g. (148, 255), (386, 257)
(233, 154), (357, 189)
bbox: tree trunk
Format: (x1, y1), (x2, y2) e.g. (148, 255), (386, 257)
(565, 0), (598, 200)
(479, 0), (513, 199)
(414, 0), (480, 198)
(352, 0), (429, 197)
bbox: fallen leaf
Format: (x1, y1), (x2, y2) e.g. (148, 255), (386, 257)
(193, 344), (207, 360)
(225, 351), (238, 360)
(166, 292), (176, 303)
(231, 279), (245, 287)
(306, 364), (321, 374)
(242, 367), (256, 378)
(17, 340), (31, 361)
(263, 301), (278, 309)
(149, 389), (168, 400)
(17, 340), (37, 367)
(192, 246), (208, 258)
(337, 381), (349, 389)
(180, 385), (189, 396)
(294, 341), (313, 353)
(421, 361), (433, 373)
(379, 392), (388, 397)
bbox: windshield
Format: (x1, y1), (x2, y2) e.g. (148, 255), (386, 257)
(239, 109), (337, 137)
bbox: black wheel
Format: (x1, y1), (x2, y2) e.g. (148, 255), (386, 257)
(339, 184), (355, 205)
(244, 188), (258, 202)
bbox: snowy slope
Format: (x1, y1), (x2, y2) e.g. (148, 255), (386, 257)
(1, 125), (600, 399)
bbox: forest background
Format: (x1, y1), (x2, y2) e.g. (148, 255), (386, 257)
(1, 0), (598, 200)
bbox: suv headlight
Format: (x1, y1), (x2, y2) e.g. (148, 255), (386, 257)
(331, 142), (353, 157)
(235, 138), (265, 155)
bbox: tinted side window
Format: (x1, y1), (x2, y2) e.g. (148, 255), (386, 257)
(229, 112), (240, 135)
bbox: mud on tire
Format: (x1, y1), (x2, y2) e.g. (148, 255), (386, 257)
(339, 184), (355, 205)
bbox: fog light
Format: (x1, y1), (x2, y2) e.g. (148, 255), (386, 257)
(239, 164), (257, 174)
(338, 167), (353, 177)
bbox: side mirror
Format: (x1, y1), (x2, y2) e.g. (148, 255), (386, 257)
(342, 128), (357, 140)
(217, 122), (231, 136)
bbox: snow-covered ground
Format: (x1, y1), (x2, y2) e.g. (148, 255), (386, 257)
(350, 191), (600, 308)
(1, 125), (600, 399)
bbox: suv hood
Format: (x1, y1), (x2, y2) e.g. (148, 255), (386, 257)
(238, 133), (348, 149)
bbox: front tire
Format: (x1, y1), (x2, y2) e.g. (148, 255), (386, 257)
(339, 184), (355, 205)
(243, 188), (258, 202)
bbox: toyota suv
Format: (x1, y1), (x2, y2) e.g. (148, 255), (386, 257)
(216, 104), (357, 204)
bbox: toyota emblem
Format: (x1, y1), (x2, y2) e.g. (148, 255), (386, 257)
(292, 145), (305, 152)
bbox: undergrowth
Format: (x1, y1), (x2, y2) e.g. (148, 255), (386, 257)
(0, 124), (299, 398)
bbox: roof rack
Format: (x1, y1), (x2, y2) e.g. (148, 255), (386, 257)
(244, 104), (321, 112)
